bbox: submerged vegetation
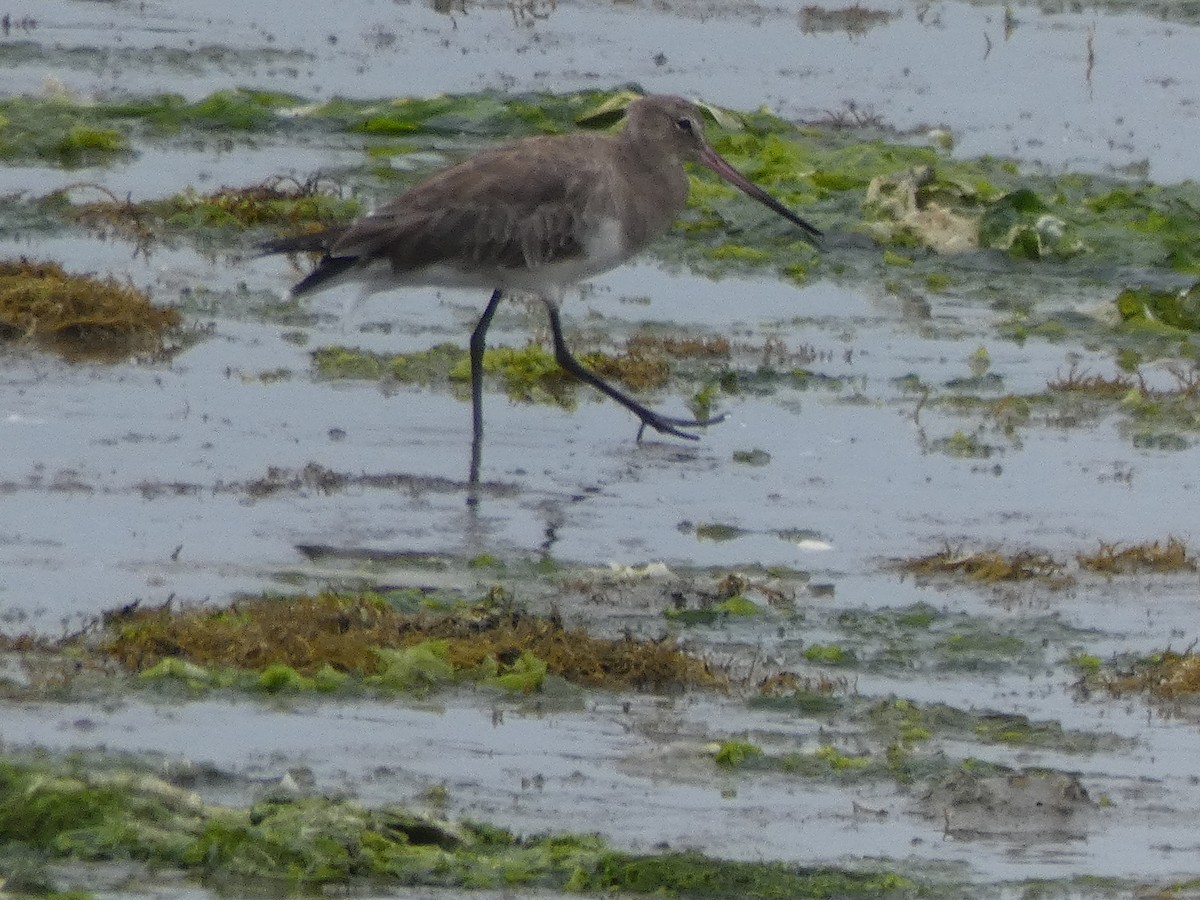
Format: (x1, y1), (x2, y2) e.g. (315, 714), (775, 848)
(896, 536), (1197, 585)
(1075, 536), (1195, 574)
(0, 86), (1197, 287)
(0, 553), (1182, 898)
(1096, 650), (1200, 700)
(312, 333), (733, 407)
(0, 754), (919, 897)
(99, 588), (721, 695)
(67, 175), (362, 250)
(895, 545), (1069, 584)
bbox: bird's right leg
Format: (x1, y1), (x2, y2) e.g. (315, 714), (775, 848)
(545, 305), (725, 441)
(468, 289), (504, 494)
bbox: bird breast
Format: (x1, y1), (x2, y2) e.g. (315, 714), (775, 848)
(609, 147), (692, 254)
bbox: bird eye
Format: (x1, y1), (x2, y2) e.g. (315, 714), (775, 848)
(675, 117), (694, 132)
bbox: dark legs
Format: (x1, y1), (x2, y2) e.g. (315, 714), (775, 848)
(545, 304), (725, 441)
(468, 288), (504, 495)
(467, 291), (725, 496)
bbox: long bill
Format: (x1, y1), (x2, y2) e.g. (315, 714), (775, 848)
(698, 145), (823, 242)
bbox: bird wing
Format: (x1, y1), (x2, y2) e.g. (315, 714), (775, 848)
(329, 134), (615, 273)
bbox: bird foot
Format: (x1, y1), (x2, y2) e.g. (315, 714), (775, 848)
(636, 411), (727, 442)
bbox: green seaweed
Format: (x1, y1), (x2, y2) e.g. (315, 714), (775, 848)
(311, 340), (686, 409)
(693, 522), (748, 542)
(98, 590), (721, 696)
(0, 755), (923, 896)
(573, 851), (914, 897)
(666, 592), (762, 626)
(3, 86), (1200, 317)
(185, 88), (304, 130)
(0, 98), (131, 166)
(367, 641), (456, 695)
(803, 643), (855, 666)
(713, 739), (764, 768)
(1116, 284), (1200, 332)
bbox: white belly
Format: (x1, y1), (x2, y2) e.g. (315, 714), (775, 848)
(327, 217), (632, 307)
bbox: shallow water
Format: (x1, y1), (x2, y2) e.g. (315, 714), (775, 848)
(3, 0), (1200, 894)
(7, 0), (1200, 179)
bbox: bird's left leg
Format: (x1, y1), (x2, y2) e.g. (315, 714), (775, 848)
(545, 304), (725, 441)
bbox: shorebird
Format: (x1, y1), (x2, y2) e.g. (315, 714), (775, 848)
(261, 94), (821, 485)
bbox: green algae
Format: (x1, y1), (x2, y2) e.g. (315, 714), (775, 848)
(717, 365), (858, 396)
(929, 429), (996, 458)
(95, 88), (306, 133)
(713, 738), (764, 768)
(348, 94), (562, 139)
(325, 90), (623, 140)
(708, 242), (772, 264)
(693, 522), (748, 542)
(711, 683), (1120, 785)
(468, 552), (507, 570)
(810, 744), (873, 771)
(56, 125), (127, 160)
(68, 177), (362, 249)
(1, 87), (1197, 294)
(711, 736), (1012, 786)
(100, 589), (721, 696)
(0, 762), (134, 851)
(311, 339), (691, 408)
(365, 640), (544, 696)
(803, 643), (855, 665)
(751, 689), (846, 717)
(732, 447), (772, 465)
(866, 698), (933, 746)
(313, 342), (570, 402)
(483, 649), (547, 693)
(256, 662), (319, 693)
(863, 698), (1121, 754)
(313, 342), (466, 384)
(753, 681), (1118, 758)
(935, 630), (1027, 664)
(0, 98), (131, 166)
(466, 344), (578, 404)
(895, 546), (1067, 583)
(1116, 284), (1200, 332)
(665, 593), (762, 626)
(660, 572), (793, 625)
(817, 600), (1098, 675)
(367, 641), (457, 695)
(0, 89), (303, 166)
(0, 755), (923, 898)
(572, 853), (915, 898)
